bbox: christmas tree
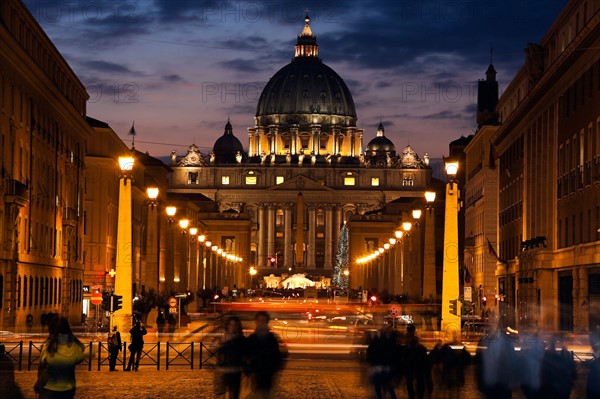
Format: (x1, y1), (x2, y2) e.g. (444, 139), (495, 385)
(333, 223), (349, 289)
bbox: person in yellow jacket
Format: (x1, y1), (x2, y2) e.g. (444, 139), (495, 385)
(36, 317), (84, 399)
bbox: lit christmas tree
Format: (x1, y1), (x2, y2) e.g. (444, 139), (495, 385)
(333, 223), (349, 289)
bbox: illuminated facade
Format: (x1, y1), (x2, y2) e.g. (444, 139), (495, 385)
(492, 0), (600, 331)
(168, 16), (434, 294)
(0, 0), (90, 329)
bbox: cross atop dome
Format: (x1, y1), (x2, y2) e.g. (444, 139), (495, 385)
(295, 14), (319, 59)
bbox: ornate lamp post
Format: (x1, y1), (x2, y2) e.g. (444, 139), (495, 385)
(145, 187), (159, 291)
(423, 191), (437, 300)
(442, 161), (461, 337)
(198, 234), (206, 290)
(249, 267), (257, 290)
(163, 206), (177, 291)
(177, 219), (189, 290)
(114, 156), (134, 334)
(188, 227), (198, 293)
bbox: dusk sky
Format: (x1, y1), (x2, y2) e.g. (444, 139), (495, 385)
(24, 0), (566, 160)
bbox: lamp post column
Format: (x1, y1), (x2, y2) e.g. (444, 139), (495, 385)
(114, 156), (134, 336)
(423, 192), (437, 300)
(145, 188), (159, 291)
(442, 163), (461, 337)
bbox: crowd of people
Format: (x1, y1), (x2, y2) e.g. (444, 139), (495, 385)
(0, 314), (599, 398)
(364, 323), (600, 399)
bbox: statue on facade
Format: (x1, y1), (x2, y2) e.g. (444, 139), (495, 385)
(286, 152), (292, 165)
(260, 151), (267, 165)
(359, 153), (366, 166)
(386, 153), (393, 168)
(209, 151), (216, 164)
(298, 153), (305, 166)
(311, 151), (316, 166)
(325, 153), (332, 165)
(171, 150), (177, 165)
(235, 151), (242, 164)
(270, 153), (276, 165)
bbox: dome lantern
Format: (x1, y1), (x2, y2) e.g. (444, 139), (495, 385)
(295, 14), (319, 59)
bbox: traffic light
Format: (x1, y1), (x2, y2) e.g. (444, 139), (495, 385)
(111, 294), (123, 312)
(449, 299), (459, 316)
(481, 295), (487, 307)
(269, 256), (276, 267)
(101, 292), (111, 312)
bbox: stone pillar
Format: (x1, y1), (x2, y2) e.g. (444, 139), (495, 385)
(284, 204), (293, 270)
(350, 129), (356, 157)
(357, 130), (364, 154)
(308, 205), (316, 269)
(324, 205), (333, 269)
(290, 125), (299, 155)
(257, 205), (266, 268)
(332, 127), (341, 155)
(311, 124), (321, 155)
(248, 129), (255, 156)
(267, 205), (275, 267)
(423, 207), (436, 300)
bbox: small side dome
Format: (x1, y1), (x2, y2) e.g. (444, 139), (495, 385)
(365, 122), (396, 154)
(213, 119), (244, 164)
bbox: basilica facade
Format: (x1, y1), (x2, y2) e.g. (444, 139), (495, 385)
(168, 16), (433, 290)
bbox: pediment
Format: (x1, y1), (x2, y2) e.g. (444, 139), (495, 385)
(268, 175), (333, 191)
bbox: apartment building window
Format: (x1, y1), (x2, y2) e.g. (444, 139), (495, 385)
(221, 176), (230, 185)
(403, 173), (414, 186)
(371, 177), (380, 186)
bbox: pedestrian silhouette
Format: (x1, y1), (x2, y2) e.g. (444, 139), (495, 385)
(476, 326), (518, 399)
(439, 343), (471, 399)
(216, 316), (247, 399)
(518, 332), (545, 399)
(35, 317), (84, 399)
(0, 344), (24, 398)
(587, 328), (600, 398)
(367, 323), (399, 399)
(403, 325), (431, 399)
(107, 325), (122, 371)
(125, 321), (147, 371)
(246, 311), (285, 399)
(541, 335), (576, 399)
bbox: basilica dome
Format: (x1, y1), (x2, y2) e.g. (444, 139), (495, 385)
(213, 120), (244, 163)
(255, 16), (356, 119)
(366, 122), (396, 154)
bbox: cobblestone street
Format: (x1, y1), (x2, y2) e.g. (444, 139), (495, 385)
(12, 360), (589, 399)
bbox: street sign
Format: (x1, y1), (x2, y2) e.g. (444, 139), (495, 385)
(389, 305), (399, 317)
(169, 296), (177, 308)
(464, 287), (472, 302)
(91, 292), (102, 306)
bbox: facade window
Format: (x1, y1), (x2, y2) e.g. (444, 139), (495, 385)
(187, 172), (198, 184)
(403, 173), (414, 186)
(344, 176), (356, 186)
(276, 176), (284, 185)
(276, 210), (284, 226)
(221, 176), (230, 185)
(245, 176), (257, 185)
(371, 177), (380, 186)
(317, 209), (325, 226)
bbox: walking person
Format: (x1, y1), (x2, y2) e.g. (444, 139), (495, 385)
(107, 325), (122, 371)
(541, 335), (576, 399)
(246, 311), (285, 399)
(367, 323), (399, 399)
(403, 325), (431, 399)
(125, 320), (147, 371)
(216, 316), (247, 399)
(35, 317), (85, 399)
(587, 328), (600, 398)
(476, 327), (518, 399)
(0, 344), (24, 398)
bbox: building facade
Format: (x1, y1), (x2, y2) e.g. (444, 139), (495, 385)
(167, 17), (434, 295)
(493, 0), (600, 331)
(0, 0), (91, 330)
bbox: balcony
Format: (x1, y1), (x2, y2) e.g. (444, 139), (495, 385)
(4, 179), (29, 207)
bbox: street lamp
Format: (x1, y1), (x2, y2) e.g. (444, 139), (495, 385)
(189, 228), (198, 293)
(423, 190), (437, 300)
(114, 155), (135, 334)
(395, 230), (403, 240)
(249, 267), (257, 289)
(442, 160), (461, 338)
(412, 209), (422, 221)
(145, 187), (160, 291)
(403, 222), (412, 232)
(198, 235), (206, 290)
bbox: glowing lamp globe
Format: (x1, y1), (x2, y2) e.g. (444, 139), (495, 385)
(146, 187), (159, 199)
(445, 161), (459, 177)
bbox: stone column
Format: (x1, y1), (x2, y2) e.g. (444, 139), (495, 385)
(290, 125), (299, 155)
(284, 204), (293, 270)
(332, 127), (341, 155)
(357, 130), (364, 154)
(311, 124), (321, 155)
(257, 205), (266, 268)
(267, 205), (275, 267)
(324, 205), (333, 269)
(350, 129), (356, 157)
(422, 207), (436, 300)
(247, 129), (255, 156)
(308, 205), (316, 269)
